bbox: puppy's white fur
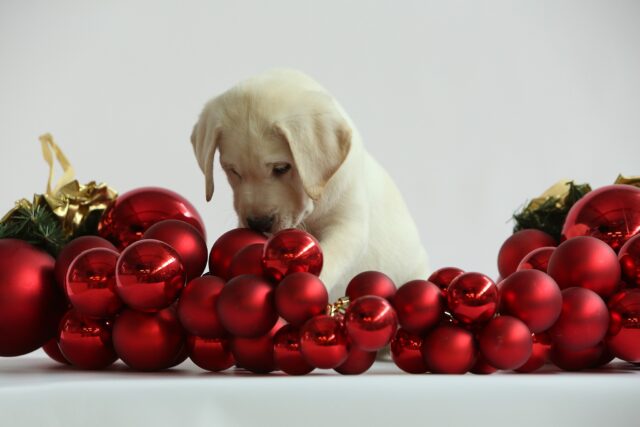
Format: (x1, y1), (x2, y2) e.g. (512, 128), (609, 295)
(191, 69), (429, 299)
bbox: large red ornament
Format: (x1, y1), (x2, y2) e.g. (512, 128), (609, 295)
(470, 354), (497, 375)
(516, 247), (555, 273)
(216, 274), (278, 338)
(498, 270), (562, 333)
(0, 239), (66, 356)
(42, 338), (70, 365)
(562, 184), (640, 252)
(112, 307), (185, 371)
(231, 320), (283, 373)
(116, 239), (186, 312)
(98, 187), (206, 250)
(228, 243), (266, 279)
(422, 325), (476, 374)
(606, 289), (640, 362)
(334, 347), (377, 375)
(428, 267), (465, 294)
(187, 335), (235, 372)
(619, 234), (640, 287)
(143, 219), (208, 281)
(479, 316), (532, 370)
(262, 229), (323, 281)
(54, 236), (117, 293)
(550, 342), (604, 371)
(393, 280), (444, 335)
(447, 272), (498, 325)
(177, 275), (226, 338)
(273, 324), (314, 375)
(549, 287), (609, 350)
(498, 229), (556, 278)
(57, 310), (117, 369)
(300, 315), (349, 369)
(548, 236), (621, 298)
(209, 228), (267, 280)
(391, 328), (428, 374)
(345, 296), (398, 351)
(275, 272), (328, 326)
(66, 248), (122, 319)
(345, 271), (397, 302)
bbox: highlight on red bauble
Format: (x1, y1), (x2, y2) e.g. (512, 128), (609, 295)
(391, 328), (428, 374)
(447, 272), (498, 325)
(393, 280), (444, 335)
(497, 229), (556, 278)
(57, 309), (117, 369)
(275, 272), (328, 326)
(478, 316), (532, 370)
(345, 271), (397, 302)
(345, 296), (398, 351)
(54, 235), (117, 293)
(262, 229), (323, 281)
(300, 315), (348, 369)
(209, 228), (267, 280)
(273, 324), (314, 375)
(177, 275), (226, 338)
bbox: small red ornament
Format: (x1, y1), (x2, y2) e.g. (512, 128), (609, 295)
(54, 236), (117, 293)
(262, 229), (323, 281)
(231, 320), (283, 373)
(209, 228), (267, 280)
(619, 234), (640, 287)
(516, 247), (555, 273)
(57, 309), (117, 369)
(345, 296), (398, 351)
(112, 307), (185, 371)
(550, 342), (604, 371)
(606, 289), (640, 362)
(391, 328), (428, 374)
(228, 243), (266, 279)
(498, 229), (556, 278)
(345, 271), (397, 302)
(393, 280), (444, 335)
(216, 274), (278, 338)
(66, 248), (122, 319)
(300, 315), (349, 369)
(177, 275), (226, 338)
(479, 316), (532, 370)
(498, 270), (562, 333)
(562, 184), (640, 252)
(98, 187), (206, 250)
(470, 354), (497, 375)
(515, 332), (551, 373)
(548, 236), (621, 298)
(273, 324), (314, 375)
(334, 347), (377, 375)
(275, 272), (328, 326)
(428, 267), (465, 294)
(549, 287), (609, 350)
(170, 344), (189, 368)
(447, 272), (498, 325)
(187, 335), (235, 372)
(116, 239), (186, 312)
(143, 219), (208, 281)
(422, 325), (476, 374)
(42, 338), (70, 365)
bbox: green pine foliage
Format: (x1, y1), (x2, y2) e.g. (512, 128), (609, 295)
(0, 201), (67, 256)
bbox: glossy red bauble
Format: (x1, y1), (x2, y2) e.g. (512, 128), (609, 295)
(275, 272), (328, 326)
(57, 310), (117, 369)
(231, 320), (283, 373)
(345, 271), (397, 302)
(516, 247), (555, 273)
(550, 342), (604, 371)
(54, 236), (117, 293)
(479, 316), (532, 370)
(619, 234), (640, 287)
(498, 229), (556, 278)
(177, 275), (226, 338)
(209, 228), (267, 280)
(262, 229), (323, 281)
(345, 296), (398, 351)
(428, 267), (465, 294)
(273, 324), (314, 375)
(447, 272), (498, 325)
(606, 289), (640, 362)
(422, 325), (476, 374)
(515, 332), (551, 373)
(187, 335), (235, 372)
(334, 347), (377, 375)
(228, 243), (266, 279)
(42, 338), (70, 365)
(300, 315), (349, 369)
(393, 280), (444, 335)
(391, 328), (428, 374)
(470, 354), (498, 375)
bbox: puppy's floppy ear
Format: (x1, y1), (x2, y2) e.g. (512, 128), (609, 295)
(273, 94), (352, 201)
(190, 109), (221, 202)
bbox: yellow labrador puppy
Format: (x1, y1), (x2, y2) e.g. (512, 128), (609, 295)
(191, 69), (429, 299)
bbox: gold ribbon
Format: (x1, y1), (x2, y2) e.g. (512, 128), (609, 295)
(326, 296), (350, 317)
(614, 174), (640, 188)
(527, 179), (576, 211)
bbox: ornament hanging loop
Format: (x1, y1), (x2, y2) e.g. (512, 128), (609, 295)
(39, 133), (76, 196)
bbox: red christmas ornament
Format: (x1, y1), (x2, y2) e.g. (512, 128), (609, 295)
(0, 239), (66, 356)
(498, 229), (556, 278)
(345, 271), (397, 302)
(428, 267), (465, 294)
(549, 287), (609, 350)
(209, 228), (267, 280)
(143, 219), (208, 281)
(116, 239), (186, 312)
(228, 243), (266, 279)
(262, 229), (323, 281)
(42, 338), (70, 365)
(479, 316), (532, 370)
(345, 296), (398, 351)
(619, 234), (640, 287)
(231, 320), (283, 373)
(548, 236), (621, 298)
(606, 289), (640, 362)
(275, 272), (328, 326)
(112, 307), (185, 371)
(54, 236), (117, 293)
(470, 354), (498, 375)
(57, 310), (117, 369)
(187, 335), (235, 372)
(66, 248), (122, 319)
(447, 272), (498, 325)
(516, 246), (555, 273)
(422, 325), (476, 374)
(515, 332), (551, 373)
(98, 187), (206, 250)
(498, 270), (562, 333)
(391, 328), (428, 374)
(217, 274), (278, 338)
(177, 275), (226, 338)
(562, 184), (640, 251)
(170, 344), (189, 368)
(393, 280), (444, 335)
(300, 315), (349, 369)
(550, 342), (604, 371)
(273, 324), (314, 375)
(334, 347), (377, 375)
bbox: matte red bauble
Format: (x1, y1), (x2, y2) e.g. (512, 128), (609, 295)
(428, 267), (465, 294)
(209, 228), (267, 280)
(116, 239), (186, 312)
(275, 272), (328, 326)
(606, 289), (640, 362)
(346, 271), (397, 302)
(54, 236), (117, 293)
(66, 248), (122, 319)
(498, 229), (556, 278)
(393, 280), (444, 335)
(391, 328), (428, 374)
(549, 287), (609, 350)
(334, 347), (377, 375)
(300, 315), (349, 369)
(550, 342), (604, 371)
(498, 269), (562, 333)
(216, 274), (278, 338)
(548, 236), (621, 298)
(619, 234), (640, 287)
(562, 184), (640, 251)
(479, 316), (532, 370)
(422, 325), (476, 374)
(447, 272), (498, 325)
(187, 335), (235, 372)
(42, 338), (70, 365)
(262, 229), (323, 281)
(98, 187), (206, 250)
(515, 332), (552, 373)
(470, 354), (497, 375)
(228, 243), (266, 279)
(177, 275), (226, 338)
(112, 307), (185, 371)
(143, 219), (208, 281)
(231, 320), (283, 373)
(273, 324), (314, 375)
(516, 247), (555, 273)
(57, 310), (117, 369)
(0, 239), (66, 356)
(345, 296), (398, 351)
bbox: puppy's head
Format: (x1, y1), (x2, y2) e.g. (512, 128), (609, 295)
(191, 71), (352, 234)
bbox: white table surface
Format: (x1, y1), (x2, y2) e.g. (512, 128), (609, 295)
(1, 351), (639, 427)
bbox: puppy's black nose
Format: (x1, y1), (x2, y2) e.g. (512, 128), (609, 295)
(247, 215), (275, 233)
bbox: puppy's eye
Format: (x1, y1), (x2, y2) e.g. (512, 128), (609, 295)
(272, 163), (291, 176)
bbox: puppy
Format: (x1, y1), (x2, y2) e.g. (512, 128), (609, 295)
(191, 69), (429, 299)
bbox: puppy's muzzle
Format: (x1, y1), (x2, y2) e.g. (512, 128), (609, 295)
(247, 215), (275, 233)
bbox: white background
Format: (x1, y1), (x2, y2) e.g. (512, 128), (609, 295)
(1, 0), (639, 277)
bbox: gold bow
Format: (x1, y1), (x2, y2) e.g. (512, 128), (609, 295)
(614, 174), (640, 188)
